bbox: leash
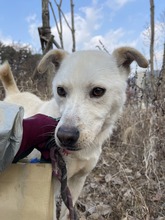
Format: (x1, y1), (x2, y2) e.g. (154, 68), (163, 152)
(50, 146), (78, 220)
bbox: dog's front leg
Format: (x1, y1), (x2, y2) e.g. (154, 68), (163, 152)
(59, 152), (101, 219)
(60, 173), (88, 220)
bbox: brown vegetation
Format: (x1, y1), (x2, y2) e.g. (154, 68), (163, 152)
(77, 72), (165, 220)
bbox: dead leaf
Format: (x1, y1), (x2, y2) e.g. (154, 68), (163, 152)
(105, 173), (112, 182)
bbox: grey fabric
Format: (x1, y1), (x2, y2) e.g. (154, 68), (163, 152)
(0, 101), (24, 172)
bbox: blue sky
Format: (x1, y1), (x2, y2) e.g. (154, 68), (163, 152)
(0, 0), (164, 68)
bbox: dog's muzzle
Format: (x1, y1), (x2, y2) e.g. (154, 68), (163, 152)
(57, 126), (80, 151)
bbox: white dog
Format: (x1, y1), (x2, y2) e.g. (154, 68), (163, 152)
(0, 47), (148, 219)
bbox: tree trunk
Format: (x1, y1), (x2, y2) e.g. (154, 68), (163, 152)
(38, 0), (53, 54)
(150, 0), (155, 76)
(70, 0), (76, 52)
(161, 43), (165, 79)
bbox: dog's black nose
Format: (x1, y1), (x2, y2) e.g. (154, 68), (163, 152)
(57, 126), (80, 147)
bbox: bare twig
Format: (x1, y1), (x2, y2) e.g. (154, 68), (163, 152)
(49, 0), (76, 51)
(70, 0), (76, 52)
(53, 0), (64, 49)
(48, 1), (60, 37)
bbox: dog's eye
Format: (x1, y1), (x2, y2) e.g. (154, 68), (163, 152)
(90, 87), (106, 98)
(57, 87), (67, 97)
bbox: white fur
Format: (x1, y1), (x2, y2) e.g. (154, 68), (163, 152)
(0, 47), (148, 220)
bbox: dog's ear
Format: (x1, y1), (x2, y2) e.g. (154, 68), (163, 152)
(37, 49), (69, 74)
(112, 47), (148, 73)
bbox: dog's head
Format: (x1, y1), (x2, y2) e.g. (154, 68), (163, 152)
(38, 47), (148, 152)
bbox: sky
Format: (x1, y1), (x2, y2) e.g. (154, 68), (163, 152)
(0, 0), (164, 69)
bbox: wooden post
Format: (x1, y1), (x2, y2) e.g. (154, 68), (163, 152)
(38, 0), (53, 54)
(34, 0), (61, 97)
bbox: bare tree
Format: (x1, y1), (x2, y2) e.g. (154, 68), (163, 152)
(38, 0), (61, 54)
(159, 10), (165, 76)
(38, 0), (53, 54)
(36, 0), (76, 97)
(161, 43), (165, 78)
(49, 0), (76, 52)
(49, 0), (63, 48)
(150, 0), (155, 76)
(70, 0), (76, 52)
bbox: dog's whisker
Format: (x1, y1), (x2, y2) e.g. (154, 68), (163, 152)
(38, 131), (55, 138)
(41, 124), (57, 130)
(46, 138), (57, 149)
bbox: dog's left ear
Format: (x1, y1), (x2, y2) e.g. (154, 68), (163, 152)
(37, 49), (69, 74)
(112, 47), (148, 74)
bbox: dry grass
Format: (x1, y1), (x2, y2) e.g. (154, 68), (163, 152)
(77, 73), (165, 220)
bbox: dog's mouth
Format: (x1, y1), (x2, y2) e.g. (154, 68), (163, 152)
(59, 144), (82, 153)
(46, 137), (81, 156)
